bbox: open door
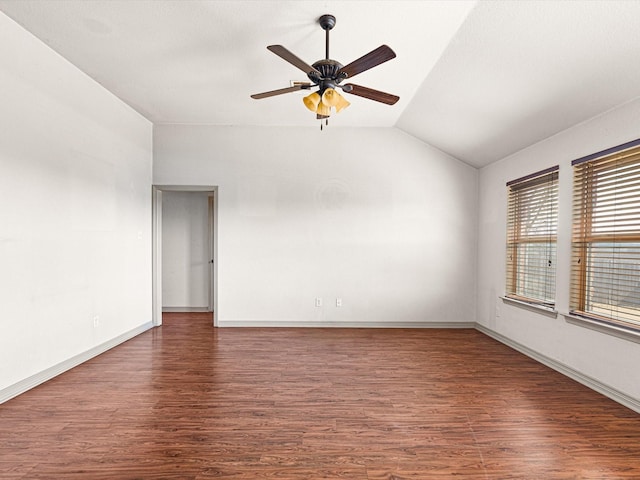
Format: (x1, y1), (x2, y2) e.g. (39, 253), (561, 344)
(208, 193), (216, 313)
(152, 185), (217, 327)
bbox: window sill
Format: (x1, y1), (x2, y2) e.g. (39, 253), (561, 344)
(562, 313), (640, 344)
(500, 296), (558, 317)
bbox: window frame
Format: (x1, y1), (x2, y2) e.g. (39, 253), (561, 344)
(505, 166), (559, 308)
(570, 138), (640, 332)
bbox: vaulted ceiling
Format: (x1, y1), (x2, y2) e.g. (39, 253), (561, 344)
(2, 0), (640, 167)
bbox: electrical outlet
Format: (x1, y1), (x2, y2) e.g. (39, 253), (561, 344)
(336, 298), (343, 307)
(495, 304), (501, 317)
(93, 315), (100, 327)
(315, 297), (323, 307)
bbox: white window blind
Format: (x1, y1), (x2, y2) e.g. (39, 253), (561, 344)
(571, 140), (640, 330)
(506, 166), (559, 306)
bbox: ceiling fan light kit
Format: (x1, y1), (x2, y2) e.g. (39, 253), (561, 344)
(303, 88), (350, 115)
(251, 14), (399, 129)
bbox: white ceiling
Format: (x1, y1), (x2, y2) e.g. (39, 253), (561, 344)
(2, 0), (640, 168)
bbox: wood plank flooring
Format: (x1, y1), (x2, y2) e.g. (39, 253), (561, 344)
(1, 312), (639, 479)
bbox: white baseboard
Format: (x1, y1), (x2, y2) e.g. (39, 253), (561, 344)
(0, 321), (154, 405)
(475, 323), (640, 414)
(218, 320), (476, 328)
(162, 307), (209, 312)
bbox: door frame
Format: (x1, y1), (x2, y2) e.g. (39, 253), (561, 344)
(152, 185), (218, 327)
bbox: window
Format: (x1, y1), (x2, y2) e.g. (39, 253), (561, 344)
(506, 166), (559, 307)
(570, 140), (640, 330)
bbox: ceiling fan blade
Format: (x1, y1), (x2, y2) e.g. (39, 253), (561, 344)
(343, 84), (399, 105)
(251, 83), (310, 99)
(267, 45), (322, 77)
(338, 45), (396, 79)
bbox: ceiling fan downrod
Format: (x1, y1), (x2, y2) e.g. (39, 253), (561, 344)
(319, 14), (336, 60)
(319, 14), (336, 130)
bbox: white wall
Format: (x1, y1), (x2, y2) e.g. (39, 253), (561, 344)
(0, 13), (153, 395)
(477, 97), (640, 402)
(162, 191), (210, 309)
(154, 126), (478, 326)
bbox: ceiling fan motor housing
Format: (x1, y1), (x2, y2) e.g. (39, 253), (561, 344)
(308, 59), (345, 93)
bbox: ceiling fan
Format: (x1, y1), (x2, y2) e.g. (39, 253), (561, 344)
(251, 14), (399, 127)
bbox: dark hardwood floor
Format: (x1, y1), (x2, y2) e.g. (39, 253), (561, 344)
(1, 312), (639, 479)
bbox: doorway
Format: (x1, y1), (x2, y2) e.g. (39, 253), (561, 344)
(152, 186), (217, 327)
